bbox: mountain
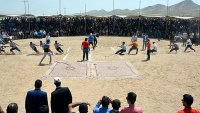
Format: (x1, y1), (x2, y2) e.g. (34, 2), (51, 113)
(75, 0), (200, 17)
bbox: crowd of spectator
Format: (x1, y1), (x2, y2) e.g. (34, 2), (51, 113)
(0, 16), (200, 39)
(0, 78), (199, 113)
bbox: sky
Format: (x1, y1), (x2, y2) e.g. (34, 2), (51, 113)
(0, 0), (199, 15)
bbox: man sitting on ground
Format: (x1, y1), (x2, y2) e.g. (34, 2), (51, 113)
(151, 42), (157, 53)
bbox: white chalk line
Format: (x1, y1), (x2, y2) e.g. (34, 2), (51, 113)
(88, 49), (92, 61)
(62, 47), (71, 60)
(110, 47), (124, 60)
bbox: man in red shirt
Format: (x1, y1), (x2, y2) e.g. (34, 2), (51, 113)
(146, 39), (151, 60)
(81, 38), (89, 61)
(177, 94), (200, 113)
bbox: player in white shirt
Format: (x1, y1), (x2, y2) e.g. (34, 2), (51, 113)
(54, 41), (64, 54)
(115, 42), (126, 55)
(0, 44), (9, 54)
(30, 42), (40, 54)
(151, 42), (157, 53)
(9, 40), (21, 54)
(184, 38), (195, 52)
(131, 33), (137, 43)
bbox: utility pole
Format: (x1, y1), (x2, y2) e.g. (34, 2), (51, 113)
(64, 8), (66, 15)
(22, 0), (27, 15)
(113, 0), (115, 15)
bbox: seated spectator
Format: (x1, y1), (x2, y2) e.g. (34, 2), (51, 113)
(39, 105), (49, 113)
(151, 42), (157, 53)
(177, 94), (200, 113)
(93, 96), (112, 113)
(115, 42), (126, 55)
(0, 105), (5, 113)
(111, 99), (121, 111)
(68, 102), (90, 113)
(120, 92), (142, 113)
(6, 103), (18, 113)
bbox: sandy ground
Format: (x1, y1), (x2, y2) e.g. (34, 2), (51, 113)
(0, 36), (200, 113)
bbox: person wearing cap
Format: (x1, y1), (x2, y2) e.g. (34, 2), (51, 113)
(25, 79), (48, 113)
(93, 96), (112, 113)
(169, 41), (179, 53)
(120, 92), (142, 113)
(51, 77), (72, 113)
(177, 94), (200, 113)
(68, 102), (90, 113)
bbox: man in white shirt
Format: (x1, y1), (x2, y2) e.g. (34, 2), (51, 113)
(184, 38), (195, 52)
(131, 33), (137, 43)
(30, 42), (40, 54)
(151, 42), (157, 53)
(115, 42), (126, 55)
(9, 40), (21, 54)
(46, 33), (51, 43)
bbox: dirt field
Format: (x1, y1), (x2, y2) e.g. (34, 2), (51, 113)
(0, 36), (200, 113)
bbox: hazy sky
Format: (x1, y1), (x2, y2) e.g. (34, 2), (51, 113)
(0, 0), (199, 15)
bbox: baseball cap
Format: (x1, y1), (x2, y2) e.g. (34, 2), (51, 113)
(79, 103), (88, 113)
(54, 77), (61, 83)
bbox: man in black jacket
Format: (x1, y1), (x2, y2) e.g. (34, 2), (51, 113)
(51, 77), (72, 113)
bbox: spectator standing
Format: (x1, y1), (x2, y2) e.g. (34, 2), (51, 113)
(131, 33), (137, 43)
(142, 33), (146, 50)
(177, 94), (200, 113)
(46, 33), (51, 43)
(93, 96), (112, 113)
(51, 77), (72, 113)
(111, 99), (121, 111)
(93, 33), (98, 47)
(6, 103), (18, 113)
(25, 79), (48, 113)
(120, 92), (142, 113)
